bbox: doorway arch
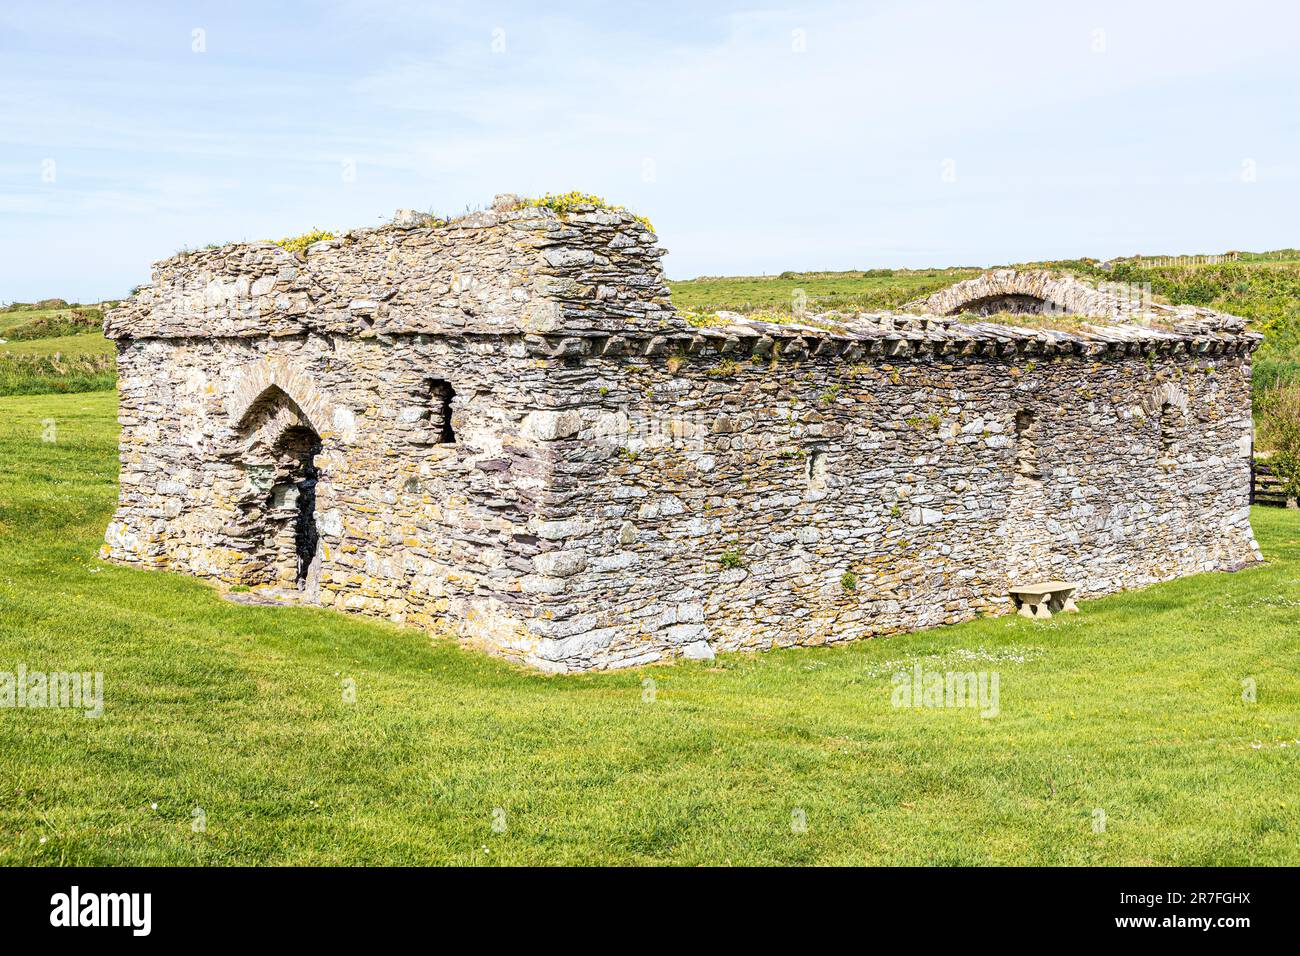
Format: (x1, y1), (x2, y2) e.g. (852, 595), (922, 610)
(224, 385), (324, 594)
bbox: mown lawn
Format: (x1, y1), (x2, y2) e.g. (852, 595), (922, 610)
(1, 390), (1298, 866)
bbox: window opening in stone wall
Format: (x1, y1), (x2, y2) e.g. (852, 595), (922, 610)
(426, 379), (456, 443)
(1014, 409), (1040, 482)
(1157, 400), (1179, 468)
(807, 448), (827, 490)
(269, 424), (322, 589)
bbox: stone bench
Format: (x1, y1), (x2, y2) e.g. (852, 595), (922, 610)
(1009, 581), (1080, 619)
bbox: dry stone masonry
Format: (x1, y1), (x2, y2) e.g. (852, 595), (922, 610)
(103, 195), (1262, 671)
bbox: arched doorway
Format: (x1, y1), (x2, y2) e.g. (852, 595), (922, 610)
(270, 424), (322, 590)
(223, 385), (324, 596)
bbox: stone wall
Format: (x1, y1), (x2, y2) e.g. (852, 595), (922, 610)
(105, 194), (673, 342)
(511, 324), (1259, 670)
(102, 196), (674, 661)
(103, 199), (1262, 672)
(104, 333), (565, 656)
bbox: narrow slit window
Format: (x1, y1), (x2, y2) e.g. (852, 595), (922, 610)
(1014, 409), (1039, 482)
(427, 379), (456, 444)
(1158, 400), (1179, 465)
(807, 448), (827, 490)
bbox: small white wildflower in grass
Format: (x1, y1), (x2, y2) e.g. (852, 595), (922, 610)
(1251, 741), (1263, 749)
(39, 837), (46, 844)
(150, 802), (158, 810)
(862, 645), (1042, 678)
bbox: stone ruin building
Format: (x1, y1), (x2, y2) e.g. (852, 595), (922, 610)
(102, 194), (1262, 671)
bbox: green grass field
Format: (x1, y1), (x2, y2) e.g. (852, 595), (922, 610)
(1, 390), (1298, 865)
(0, 303), (114, 397)
(667, 267), (983, 315)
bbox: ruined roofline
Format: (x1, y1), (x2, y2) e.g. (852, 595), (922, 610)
(140, 193), (654, 272)
(107, 198), (1252, 350)
(103, 315), (1259, 367)
(104, 194), (674, 342)
(521, 310), (1259, 366)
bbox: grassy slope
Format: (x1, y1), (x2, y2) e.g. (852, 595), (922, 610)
(1099, 259), (1300, 389)
(0, 305), (100, 340)
(669, 268), (982, 315)
(1, 390), (1298, 865)
(0, 333), (114, 357)
(0, 307), (65, 336)
(0, 305), (114, 396)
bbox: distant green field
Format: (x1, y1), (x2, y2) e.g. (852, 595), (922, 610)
(0, 333), (114, 358)
(668, 268), (983, 316)
(0, 303), (114, 396)
(0, 305), (101, 341)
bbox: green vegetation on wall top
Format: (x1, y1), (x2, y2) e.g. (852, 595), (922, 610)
(521, 191), (654, 233)
(273, 229), (337, 255)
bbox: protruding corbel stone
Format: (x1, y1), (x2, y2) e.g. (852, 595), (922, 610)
(783, 337), (809, 361)
(601, 335), (626, 357)
(645, 335), (671, 357)
(555, 336), (586, 358)
(347, 299), (379, 316)
(752, 335), (774, 358)
(523, 335), (552, 356)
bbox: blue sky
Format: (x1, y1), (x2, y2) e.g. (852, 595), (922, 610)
(3, 0), (1299, 302)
